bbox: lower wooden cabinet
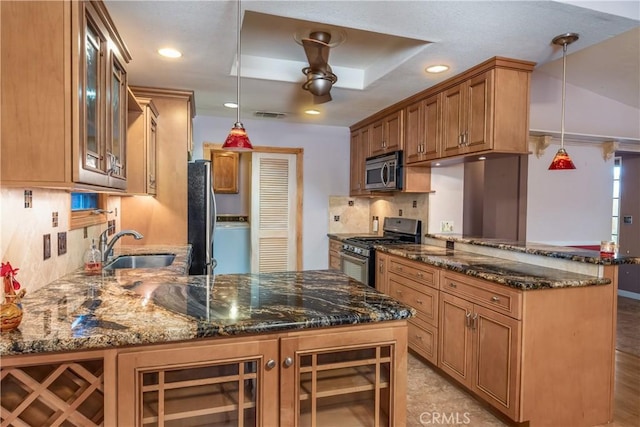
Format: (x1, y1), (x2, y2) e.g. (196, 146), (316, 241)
(375, 252), (389, 293)
(328, 238), (342, 271)
(117, 323), (407, 426)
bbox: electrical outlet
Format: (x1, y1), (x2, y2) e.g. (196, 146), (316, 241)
(398, 209), (403, 216)
(57, 232), (67, 255)
(440, 220), (454, 232)
(334, 215), (340, 222)
(412, 200), (417, 208)
(43, 234), (51, 260)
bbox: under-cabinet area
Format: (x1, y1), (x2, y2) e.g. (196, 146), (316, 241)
(375, 250), (618, 426)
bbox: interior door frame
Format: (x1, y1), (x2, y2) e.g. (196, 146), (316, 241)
(204, 143), (304, 270)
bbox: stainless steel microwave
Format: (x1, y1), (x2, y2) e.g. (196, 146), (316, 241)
(365, 151), (403, 191)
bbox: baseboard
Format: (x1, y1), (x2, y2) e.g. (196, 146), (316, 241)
(618, 290), (640, 301)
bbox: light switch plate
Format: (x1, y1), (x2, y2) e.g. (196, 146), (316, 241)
(43, 234), (51, 260)
(57, 232), (67, 255)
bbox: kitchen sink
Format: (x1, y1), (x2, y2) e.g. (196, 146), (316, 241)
(103, 254), (176, 270)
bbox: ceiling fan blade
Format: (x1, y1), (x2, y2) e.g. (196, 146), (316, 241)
(302, 38), (330, 72)
(313, 93), (332, 104)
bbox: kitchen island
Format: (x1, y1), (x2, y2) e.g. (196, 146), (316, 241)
(329, 233), (639, 426)
(0, 245), (413, 426)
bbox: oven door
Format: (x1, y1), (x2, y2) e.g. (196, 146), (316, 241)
(339, 251), (371, 286)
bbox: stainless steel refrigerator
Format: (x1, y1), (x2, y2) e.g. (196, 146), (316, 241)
(187, 160), (217, 275)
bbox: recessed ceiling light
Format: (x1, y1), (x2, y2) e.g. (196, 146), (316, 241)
(158, 48), (182, 58)
(224, 102), (239, 109)
(305, 109), (321, 115)
(434, 162), (441, 167)
(425, 64), (449, 74)
(478, 156), (487, 161)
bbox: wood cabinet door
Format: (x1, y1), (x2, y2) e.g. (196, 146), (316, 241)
(471, 304), (521, 420)
(438, 292), (474, 388)
(117, 338), (279, 427)
(370, 119), (385, 156)
(465, 70), (494, 153)
(280, 324), (407, 427)
(375, 252), (389, 294)
(441, 83), (465, 158)
(213, 151), (239, 193)
(422, 93), (441, 160)
(147, 112), (158, 195)
(349, 130), (363, 195)
(384, 110), (403, 152)
(404, 100), (423, 164)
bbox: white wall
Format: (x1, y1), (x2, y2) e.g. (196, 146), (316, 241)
(427, 164), (465, 234)
(526, 142), (614, 245)
(530, 72), (640, 139)
(192, 115), (350, 270)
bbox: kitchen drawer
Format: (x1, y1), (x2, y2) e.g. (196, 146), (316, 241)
(440, 270), (522, 320)
(388, 256), (439, 289)
(329, 239), (342, 253)
(408, 318), (438, 365)
(389, 273), (439, 327)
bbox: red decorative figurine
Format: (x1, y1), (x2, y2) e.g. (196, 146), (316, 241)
(1, 261), (26, 332)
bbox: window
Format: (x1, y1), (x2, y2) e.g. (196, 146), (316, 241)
(611, 156), (622, 244)
(70, 192), (108, 230)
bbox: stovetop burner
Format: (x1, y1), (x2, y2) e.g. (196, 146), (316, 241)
(342, 236), (402, 247)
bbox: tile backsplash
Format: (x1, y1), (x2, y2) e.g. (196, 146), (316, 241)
(329, 193), (429, 236)
(0, 188), (120, 293)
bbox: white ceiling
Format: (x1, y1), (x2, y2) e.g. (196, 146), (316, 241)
(104, 1), (640, 128)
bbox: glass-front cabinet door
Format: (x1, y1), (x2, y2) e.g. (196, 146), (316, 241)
(107, 56), (127, 187)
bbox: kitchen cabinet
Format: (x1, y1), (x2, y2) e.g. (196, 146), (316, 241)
(0, 349), (117, 426)
(212, 151), (240, 193)
(120, 87), (195, 245)
(405, 94), (441, 164)
(0, 0), (132, 191)
(349, 126), (370, 196)
(369, 111), (403, 157)
(440, 64), (532, 160)
(329, 238), (342, 271)
(118, 323), (408, 426)
(127, 95), (159, 195)
(375, 252), (389, 294)
(387, 255), (439, 364)
(439, 270), (522, 420)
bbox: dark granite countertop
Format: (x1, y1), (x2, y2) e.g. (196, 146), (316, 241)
(329, 233), (613, 290)
(376, 244), (611, 290)
(426, 234), (640, 265)
(0, 245), (413, 356)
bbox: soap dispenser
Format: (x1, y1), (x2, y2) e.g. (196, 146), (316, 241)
(84, 239), (102, 274)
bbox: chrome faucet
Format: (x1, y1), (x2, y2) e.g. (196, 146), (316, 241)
(99, 226), (144, 263)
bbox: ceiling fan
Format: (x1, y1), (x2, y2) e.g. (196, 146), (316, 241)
(300, 31), (338, 104)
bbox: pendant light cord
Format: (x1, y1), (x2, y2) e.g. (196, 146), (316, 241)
(236, 0), (242, 125)
(560, 42), (567, 150)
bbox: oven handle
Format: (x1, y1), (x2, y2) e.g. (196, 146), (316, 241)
(339, 251), (368, 265)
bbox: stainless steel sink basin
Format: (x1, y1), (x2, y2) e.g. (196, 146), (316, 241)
(103, 254), (176, 270)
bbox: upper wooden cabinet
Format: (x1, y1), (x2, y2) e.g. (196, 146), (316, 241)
(405, 93), (441, 164)
(349, 127), (370, 196)
(126, 94), (159, 195)
(369, 110), (404, 157)
(212, 151), (239, 193)
(0, 1), (132, 191)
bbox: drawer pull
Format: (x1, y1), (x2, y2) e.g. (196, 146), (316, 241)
(449, 282), (457, 288)
(283, 357), (293, 368)
(465, 311), (472, 327)
(396, 290), (403, 295)
(416, 272), (423, 278)
(415, 299), (423, 305)
(266, 359), (276, 370)
(415, 334), (423, 340)
(491, 296), (500, 302)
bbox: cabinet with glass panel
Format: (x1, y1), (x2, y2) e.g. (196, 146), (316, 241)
(0, 1), (131, 190)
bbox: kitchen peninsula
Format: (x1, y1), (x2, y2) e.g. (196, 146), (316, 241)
(0, 245), (413, 426)
(330, 232), (638, 427)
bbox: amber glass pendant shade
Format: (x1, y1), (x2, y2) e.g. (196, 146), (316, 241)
(222, 122), (253, 151)
(548, 148), (576, 170)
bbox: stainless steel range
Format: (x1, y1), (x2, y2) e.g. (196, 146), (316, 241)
(340, 217), (422, 287)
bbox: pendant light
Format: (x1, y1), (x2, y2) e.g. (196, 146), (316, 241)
(222, 0), (253, 151)
(548, 32), (578, 170)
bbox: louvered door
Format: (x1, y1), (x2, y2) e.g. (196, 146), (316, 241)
(250, 152), (297, 273)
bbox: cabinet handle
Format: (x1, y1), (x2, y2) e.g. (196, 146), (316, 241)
(464, 131), (469, 146)
(415, 299), (423, 305)
(379, 263), (384, 273)
(266, 359), (276, 370)
(465, 311), (472, 327)
(416, 272), (423, 278)
(449, 282), (457, 288)
(396, 290), (403, 296)
(471, 313), (478, 330)
(491, 296), (500, 303)
(415, 334), (423, 341)
(283, 357), (293, 368)
(397, 266), (403, 272)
